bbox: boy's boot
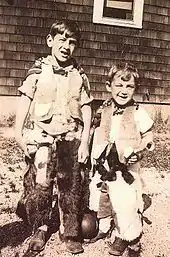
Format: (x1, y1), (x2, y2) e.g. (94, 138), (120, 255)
(128, 248), (141, 257)
(128, 241), (141, 257)
(89, 230), (108, 243)
(65, 239), (84, 254)
(108, 237), (129, 256)
(29, 228), (47, 252)
(59, 229), (84, 254)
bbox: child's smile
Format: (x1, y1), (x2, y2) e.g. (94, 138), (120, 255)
(109, 73), (135, 106)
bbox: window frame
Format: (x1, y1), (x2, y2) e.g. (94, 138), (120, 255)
(93, 0), (144, 29)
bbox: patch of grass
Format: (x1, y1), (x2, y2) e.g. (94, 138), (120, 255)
(141, 111), (170, 172)
(0, 113), (16, 128)
(153, 110), (169, 134)
(0, 136), (24, 165)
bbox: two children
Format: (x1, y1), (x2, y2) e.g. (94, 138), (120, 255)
(15, 19), (154, 256)
(15, 20), (92, 254)
(89, 63), (154, 256)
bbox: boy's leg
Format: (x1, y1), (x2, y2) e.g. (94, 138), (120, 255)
(89, 215), (112, 243)
(17, 145), (56, 252)
(107, 171), (143, 256)
(89, 175), (113, 242)
(56, 138), (84, 254)
(97, 183), (113, 234)
(89, 171), (102, 212)
(29, 145), (55, 251)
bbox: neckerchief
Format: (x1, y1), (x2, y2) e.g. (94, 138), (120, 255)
(52, 66), (68, 76)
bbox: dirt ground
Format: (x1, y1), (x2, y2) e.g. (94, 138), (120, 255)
(0, 124), (170, 257)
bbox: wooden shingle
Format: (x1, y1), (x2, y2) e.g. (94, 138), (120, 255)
(0, 0), (170, 103)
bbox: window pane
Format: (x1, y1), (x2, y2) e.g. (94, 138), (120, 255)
(103, 0), (134, 20)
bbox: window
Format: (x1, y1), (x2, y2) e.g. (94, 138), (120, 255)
(93, 0), (144, 28)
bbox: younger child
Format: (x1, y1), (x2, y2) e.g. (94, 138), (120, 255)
(15, 20), (92, 254)
(89, 63), (154, 256)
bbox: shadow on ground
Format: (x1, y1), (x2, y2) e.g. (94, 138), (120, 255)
(0, 221), (32, 250)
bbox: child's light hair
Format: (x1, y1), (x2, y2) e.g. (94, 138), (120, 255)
(49, 19), (81, 46)
(106, 62), (139, 87)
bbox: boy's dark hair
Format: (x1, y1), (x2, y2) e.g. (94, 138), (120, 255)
(106, 62), (139, 87)
(49, 19), (81, 46)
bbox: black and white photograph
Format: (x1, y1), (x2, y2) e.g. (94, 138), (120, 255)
(0, 0), (170, 257)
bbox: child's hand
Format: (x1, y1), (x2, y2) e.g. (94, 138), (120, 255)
(15, 135), (31, 159)
(78, 143), (89, 164)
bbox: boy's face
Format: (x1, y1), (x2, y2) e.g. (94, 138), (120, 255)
(47, 30), (77, 63)
(108, 72), (136, 106)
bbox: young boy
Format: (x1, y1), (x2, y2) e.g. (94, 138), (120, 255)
(15, 20), (92, 254)
(89, 63), (154, 256)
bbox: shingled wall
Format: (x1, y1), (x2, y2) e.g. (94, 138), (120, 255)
(0, 0), (170, 103)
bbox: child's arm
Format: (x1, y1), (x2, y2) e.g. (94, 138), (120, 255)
(126, 129), (154, 165)
(125, 106), (154, 165)
(15, 66), (39, 156)
(15, 94), (32, 158)
(139, 128), (154, 151)
(78, 104), (92, 163)
(78, 72), (93, 163)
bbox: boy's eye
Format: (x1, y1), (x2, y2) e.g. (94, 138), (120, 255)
(127, 84), (135, 89)
(115, 84), (122, 87)
(69, 39), (77, 46)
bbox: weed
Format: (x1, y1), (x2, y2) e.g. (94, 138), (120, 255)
(0, 113), (16, 128)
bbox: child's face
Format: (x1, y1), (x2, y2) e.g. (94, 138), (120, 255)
(47, 30), (77, 63)
(108, 72), (136, 106)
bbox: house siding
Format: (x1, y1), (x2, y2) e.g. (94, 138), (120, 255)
(0, 0), (170, 103)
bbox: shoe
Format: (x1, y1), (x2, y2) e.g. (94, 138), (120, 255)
(128, 248), (141, 257)
(88, 230), (108, 243)
(108, 237), (129, 256)
(29, 229), (47, 252)
(65, 239), (84, 254)
(128, 240), (141, 257)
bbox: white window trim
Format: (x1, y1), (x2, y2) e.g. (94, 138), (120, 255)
(93, 0), (144, 29)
